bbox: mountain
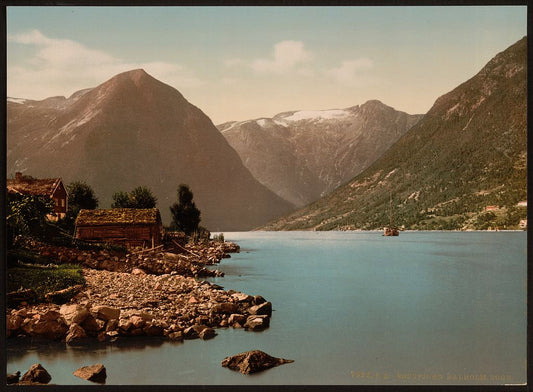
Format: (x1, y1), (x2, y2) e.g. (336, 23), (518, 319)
(263, 37), (527, 231)
(218, 101), (422, 207)
(7, 69), (295, 231)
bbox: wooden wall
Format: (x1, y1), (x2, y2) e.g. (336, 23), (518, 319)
(76, 223), (161, 248)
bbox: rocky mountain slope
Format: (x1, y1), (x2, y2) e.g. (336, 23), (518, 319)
(263, 37), (527, 231)
(7, 69), (294, 230)
(218, 101), (422, 207)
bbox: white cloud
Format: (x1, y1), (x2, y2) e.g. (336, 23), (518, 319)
(223, 58), (245, 67)
(325, 58), (374, 85)
(8, 30), (204, 99)
(252, 40), (313, 74)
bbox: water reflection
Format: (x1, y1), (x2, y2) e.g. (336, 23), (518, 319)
(7, 336), (170, 362)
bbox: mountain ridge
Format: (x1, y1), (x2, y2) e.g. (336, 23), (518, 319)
(8, 69), (295, 231)
(218, 100), (422, 207)
(262, 36), (527, 231)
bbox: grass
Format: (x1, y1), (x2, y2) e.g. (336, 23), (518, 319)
(7, 263), (85, 303)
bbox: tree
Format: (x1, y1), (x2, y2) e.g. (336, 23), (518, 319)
(67, 181), (99, 216)
(170, 184), (201, 235)
(130, 186), (157, 208)
(111, 186), (157, 209)
(111, 191), (131, 208)
(55, 181), (99, 234)
(7, 194), (54, 247)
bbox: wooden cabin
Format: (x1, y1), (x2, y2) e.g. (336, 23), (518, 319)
(75, 208), (163, 248)
(7, 172), (68, 221)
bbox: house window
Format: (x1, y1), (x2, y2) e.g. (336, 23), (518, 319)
(61, 199), (65, 207)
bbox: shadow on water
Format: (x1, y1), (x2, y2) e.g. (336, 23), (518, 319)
(7, 336), (169, 362)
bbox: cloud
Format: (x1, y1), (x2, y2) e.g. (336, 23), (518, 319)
(325, 58), (374, 85)
(8, 30), (204, 99)
(252, 40), (313, 74)
(223, 58), (246, 67)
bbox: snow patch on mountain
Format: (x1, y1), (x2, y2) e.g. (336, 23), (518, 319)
(8, 97), (27, 104)
(283, 109), (350, 122)
(273, 120), (288, 127)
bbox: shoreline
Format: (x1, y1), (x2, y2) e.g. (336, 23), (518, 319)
(7, 239), (273, 347)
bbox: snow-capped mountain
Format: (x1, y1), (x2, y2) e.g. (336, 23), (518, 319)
(7, 69), (294, 230)
(218, 101), (423, 207)
(263, 37), (527, 231)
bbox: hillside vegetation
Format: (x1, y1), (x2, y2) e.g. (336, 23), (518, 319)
(263, 37), (527, 231)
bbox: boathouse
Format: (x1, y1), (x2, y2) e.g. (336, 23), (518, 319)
(75, 208), (163, 248)
(7, 172), (68, 220)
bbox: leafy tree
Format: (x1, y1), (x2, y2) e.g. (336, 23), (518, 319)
(56, 181), (99, 234)
(111, 191), (131, 208)
(170, 184), (201, 235)
(6, 194), (54, 247)
(67, 181), (99, 216)
(130, 186), (157, 208)
(112, 186), (157, 209)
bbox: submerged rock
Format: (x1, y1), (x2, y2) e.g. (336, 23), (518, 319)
(221, 350), (294, 374)
(73, 363), (107, 384)
(20, 363), (52, 384)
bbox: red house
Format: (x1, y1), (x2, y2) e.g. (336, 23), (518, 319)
(7, 172), (68, 221)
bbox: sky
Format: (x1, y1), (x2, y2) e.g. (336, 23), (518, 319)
(7, 6), (527, 124)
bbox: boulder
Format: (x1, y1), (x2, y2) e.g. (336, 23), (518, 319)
(252, 295), (266, 305)
(106, 319), (119, 332)
(118, 318), (133, 333)
(228, 314), (247, 326)
(73, 364), (107, 384)
(168, 331), (184, 342)
(231, 292), (253, 303)
(66, 323), (87, 345)
(81, 314), (103, 336)
(244, 315), (270, 331)
(129, 315), (145, 329)
(22, 311), (68, 340)
(221, 350), (293, 374)
(199, 327), (216, 340)
(248, 302), (272, 316)
(20, 363), (52, 384)
(7, 314), (23, 332)
(60, 304), (89, 326)
(132, 268), (147, 275)
(183, 326), (199, 339)
(93, 306), (120, 321)
(211, 302), (239, 315)
(143, 323), (164, 336)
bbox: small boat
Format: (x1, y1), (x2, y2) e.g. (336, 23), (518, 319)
(383, 193), (399, 236)
(383, 226), (399, 236)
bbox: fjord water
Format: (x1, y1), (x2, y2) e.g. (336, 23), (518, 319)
(7, 231), (526, 385)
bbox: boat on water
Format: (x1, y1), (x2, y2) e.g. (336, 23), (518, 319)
(383, 226), (399, 236)
(383, 193), (399, 236)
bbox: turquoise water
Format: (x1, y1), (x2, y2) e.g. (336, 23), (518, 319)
(7, 231), (527, 385)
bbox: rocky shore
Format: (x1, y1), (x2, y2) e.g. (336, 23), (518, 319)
(7, 239), (273, 344)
